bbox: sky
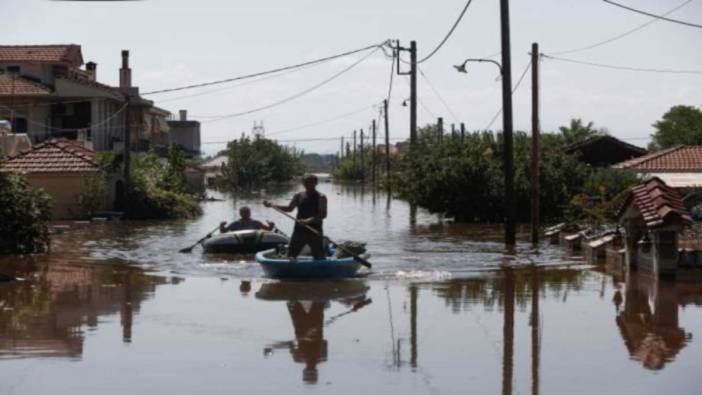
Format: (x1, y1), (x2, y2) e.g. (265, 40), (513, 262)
(2, 0), (701, 156)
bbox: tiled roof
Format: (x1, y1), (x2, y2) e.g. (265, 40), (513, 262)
(0, 74), (53, 96)
(0, 45), (83, 66)
(617, 177), (692, 228)
(55, 75), (124, 101)
(0, 139), (98, 173)
(613, 145), (702, 171)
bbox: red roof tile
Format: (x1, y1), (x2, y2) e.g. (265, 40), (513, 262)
(0, 139), (99, 173)
(0, 74), (53, 96)
(613, 145), (702, 171)
(0, 45), (83, 66)
(617, 177), (692, 228)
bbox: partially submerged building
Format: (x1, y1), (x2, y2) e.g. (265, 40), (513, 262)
(617, 177), (693, 277)
(0, 139), (121, 219)
(566, 135), (648, 167)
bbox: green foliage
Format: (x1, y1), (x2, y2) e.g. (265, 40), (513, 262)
(650, 105), (702, 150)
(222, 136), (304, 188)
(0, 172), (52, 254)
(397, 126), (637, 224)
(126, 146), (202, 219)
(559, 118), (605, 146)
(79, 171), (107, 218)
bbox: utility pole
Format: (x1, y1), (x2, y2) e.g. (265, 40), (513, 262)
(451, 124), (456, 139)
(123, 95), (131, 211)
(531, 42), (541, 247)
(353, 130), (357, 164)
(341, 136), (345, 159)
(384, 99), (391, 192)
(372, 119), (377, 187)
(460, 122), (466, 143)
(395, 41), (417, 146)
(500, 0), (516, 248)
(360, 128), (365, 181)
(346, 142), (351, 158)
(437, 117), (443, 143)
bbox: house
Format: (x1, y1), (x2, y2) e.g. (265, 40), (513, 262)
(565, 135), (648, 167)
(167, 110), (201, 157)
(0, 139), (122, 219)
(0, 130), (31, 158)
(616, 177), (693, 277)
(0, 45), (126, 150)
(0, 45), (177, 154)
(200, 155), (228, 187)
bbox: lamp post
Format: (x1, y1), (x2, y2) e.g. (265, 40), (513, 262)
(454, 57), (516, 249)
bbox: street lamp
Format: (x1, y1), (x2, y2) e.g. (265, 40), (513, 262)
(454, 56), (516, 250)
(453, 58), (503, 74)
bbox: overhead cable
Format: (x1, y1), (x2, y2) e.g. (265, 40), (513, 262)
(266, 104), (376, 137)
(418, 0), (476, 64)
(551, 0), (693, 55)
(484, 61), (532, 131)
(142, 41), (388, 95)
(603, 0), (702, 29)
(542, 54), (702, 74)
(418, 67), (460, 123)
(200, 47), (382, 123)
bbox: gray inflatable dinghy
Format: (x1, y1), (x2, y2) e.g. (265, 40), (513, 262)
(202, 229), (289, 254)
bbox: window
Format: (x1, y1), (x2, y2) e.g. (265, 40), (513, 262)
(12, 118), (27, 133)
(6, 65), (20, 75)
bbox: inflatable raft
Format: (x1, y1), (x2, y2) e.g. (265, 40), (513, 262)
(202, 230), (289, 254)
(255, 249), (369, 279)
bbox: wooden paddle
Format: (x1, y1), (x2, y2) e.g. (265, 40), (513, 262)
(179, 223), (225, 253)
(270, 207), (372, 268)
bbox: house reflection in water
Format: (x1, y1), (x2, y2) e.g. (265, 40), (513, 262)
(614, 273), (700, 370)
(0, 261), (172, 359)
(256, 281), (371, 384)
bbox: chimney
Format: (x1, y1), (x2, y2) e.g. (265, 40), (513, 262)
(179, 110), (187, 121)
(86, 62), (97, 81)
(119, 50), (132, 90)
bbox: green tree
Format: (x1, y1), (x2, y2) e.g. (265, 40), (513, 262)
(222, 136), (304, 188)
(0, 173), (52, 254)
(650, 105), (702, 150)
(559, 118), (604, 145)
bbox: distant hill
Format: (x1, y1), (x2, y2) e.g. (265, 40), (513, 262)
(302, 153), (338, 173)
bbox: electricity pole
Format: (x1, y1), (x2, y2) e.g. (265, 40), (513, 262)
(372, 119), (377, 187)
(500, 0), (516, 248)
(531, 42), (541, 247)
(384, 99), (391, 192)
(340, 136), (345, 159)
(396, 40), (417, 146)
(437, 117), (443, 143)
(360, 128), (365, 181)
(353, 130), (357, 164)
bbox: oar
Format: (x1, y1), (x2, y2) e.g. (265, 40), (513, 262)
(179, 223), (225, 253)
(270, 207), (372, 268)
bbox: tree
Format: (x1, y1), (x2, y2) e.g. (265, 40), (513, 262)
(222, 136), (304, 188)
(0, 172), (52, 254)
(559, 118), (604, 146)
(650, 105), (702, 150)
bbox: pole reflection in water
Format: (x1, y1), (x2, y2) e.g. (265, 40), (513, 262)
(410, 284), (418, 369)
(502, 266), (515, 395)
(530, 265), (540, 395)
(257, 281), (371, 384)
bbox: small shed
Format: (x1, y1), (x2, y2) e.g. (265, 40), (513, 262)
(566, 135), (647, 167)
(617, 177), (693, 277)
(0, 139), (116, 219)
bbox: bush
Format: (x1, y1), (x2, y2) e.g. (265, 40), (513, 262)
(125, 147), (202, 219)
(0, 172), (52, 254)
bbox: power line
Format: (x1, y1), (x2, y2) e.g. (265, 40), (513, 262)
(142, 41), (388, 95)
(484, 60), (532, 130)
(551, 0), (693, 55)
(266, 104), (376, 137)
(542, 54), (702, 74)
(418, 0), (476, 64)
(199, 47), (382, 123)
(603, 0), (702, 29)
(201, 136), (407, 145)
(418, 67), (460, 123)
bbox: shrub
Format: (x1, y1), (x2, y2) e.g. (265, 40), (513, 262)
(0, 172), (52, 254)
(222, 136), (304, 188)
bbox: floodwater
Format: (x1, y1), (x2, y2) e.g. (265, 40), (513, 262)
(0, 182), (701, 394)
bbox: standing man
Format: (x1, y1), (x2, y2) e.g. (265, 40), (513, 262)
(264, 174), (327, 259)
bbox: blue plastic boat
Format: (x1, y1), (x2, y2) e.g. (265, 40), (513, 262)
(255, 249), (369, 279)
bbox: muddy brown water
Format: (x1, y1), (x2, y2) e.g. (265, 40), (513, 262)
(0, 182), (700, 394)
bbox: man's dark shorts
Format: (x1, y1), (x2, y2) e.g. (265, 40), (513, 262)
(289, 230), (325, 260)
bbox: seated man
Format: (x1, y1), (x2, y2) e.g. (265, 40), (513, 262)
(220, 206), (275, 233)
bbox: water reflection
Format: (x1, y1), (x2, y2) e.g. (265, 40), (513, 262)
(0, 261), (173, 359)
(256, 281), (371, 384)
(615, 272), (700, 370)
